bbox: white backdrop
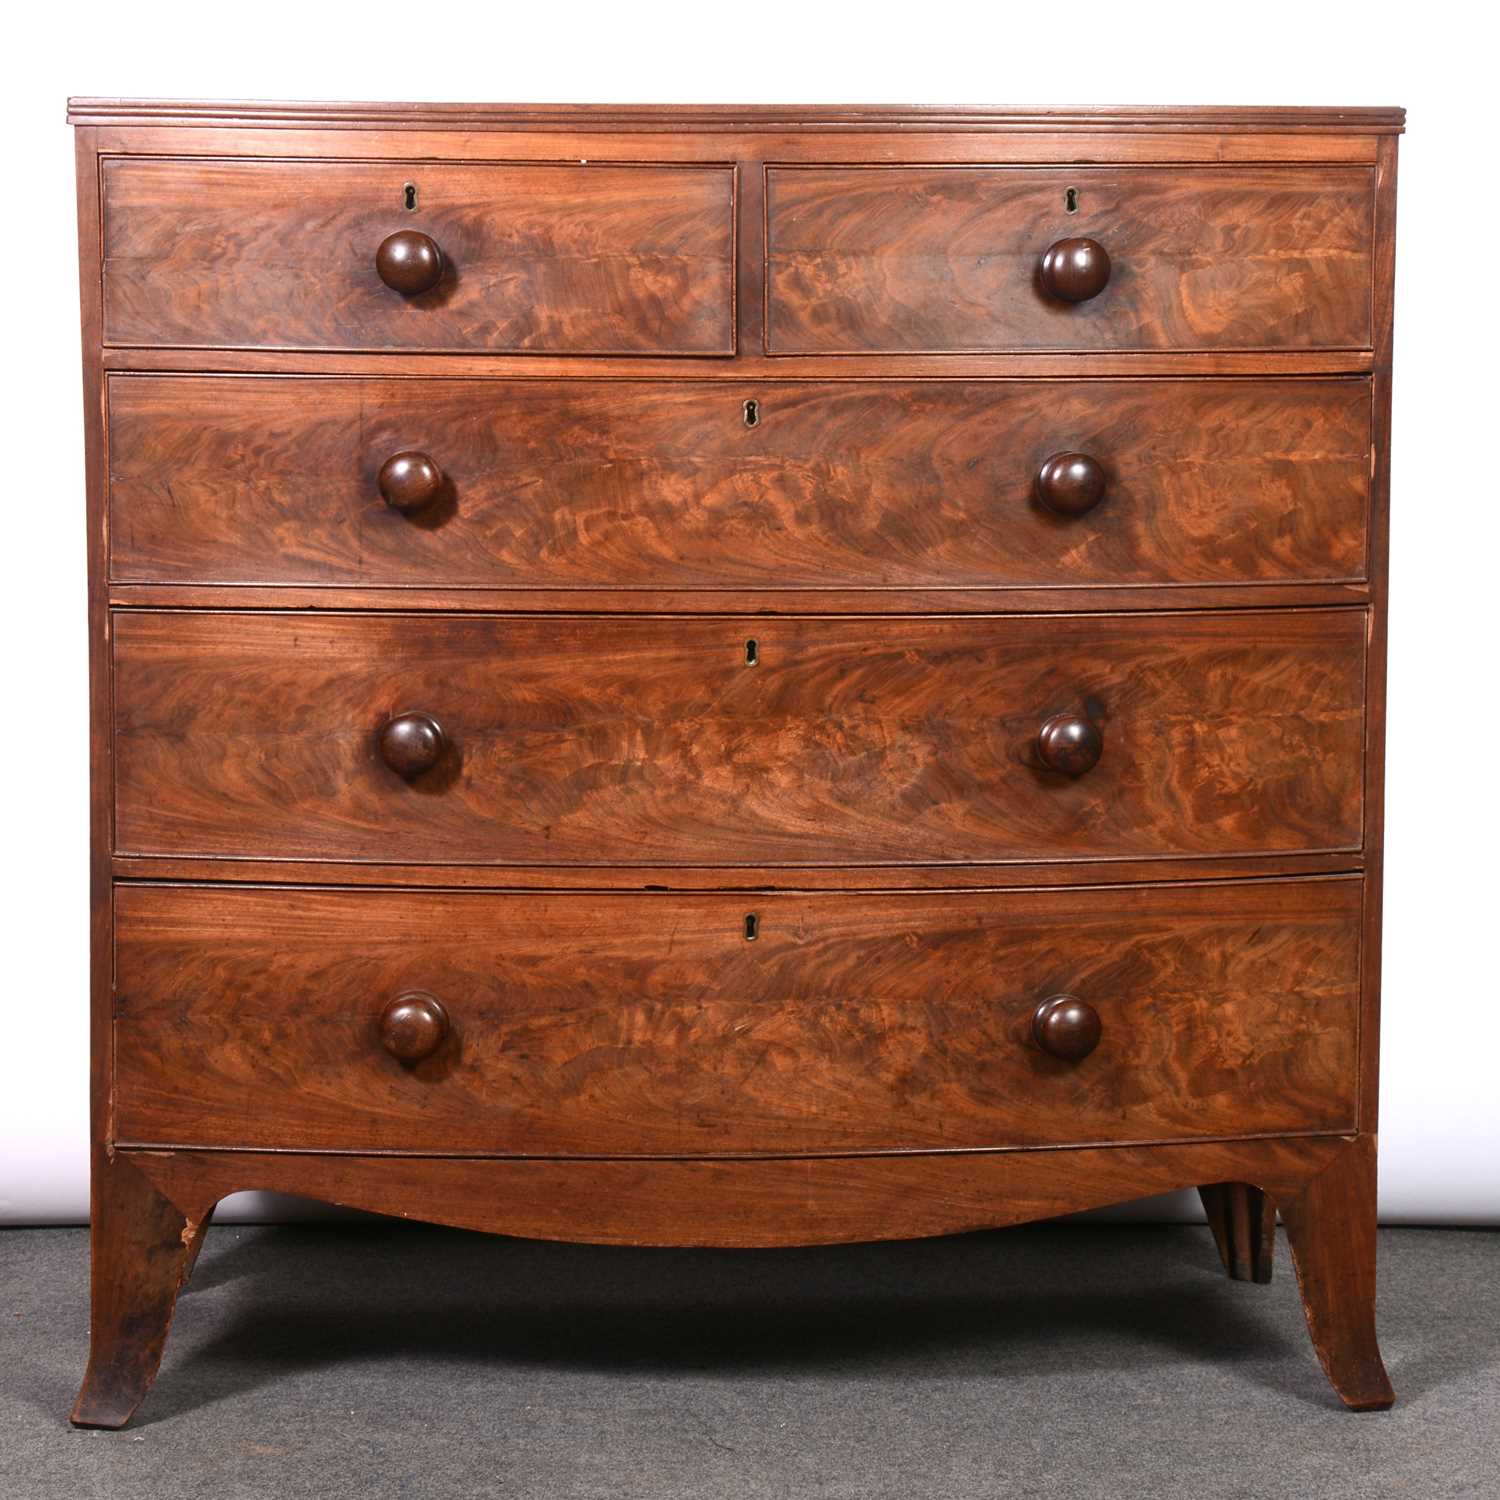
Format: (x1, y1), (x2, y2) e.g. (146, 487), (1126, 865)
(3, 0), (1496, 1224)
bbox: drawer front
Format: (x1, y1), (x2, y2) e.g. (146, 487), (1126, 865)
(113, 879), (1361, 1154)
(109, 375), (1372, 589)
(112, 610), (1365, 865)
(766, 166), (1374, 353)
(101, 158), (736, 354)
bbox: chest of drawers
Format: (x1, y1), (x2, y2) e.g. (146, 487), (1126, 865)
(67, 100), (1402, 1427)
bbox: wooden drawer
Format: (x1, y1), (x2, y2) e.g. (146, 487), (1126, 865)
(108, 375), (1372, 590)
(100, 158), (736, 354)
(111, 609), (1365, 866)
(765, 166), (1374, 353)
(112, 879), (1362, 1154)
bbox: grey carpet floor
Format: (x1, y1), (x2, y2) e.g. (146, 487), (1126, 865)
(1, 1223), (1495, 1500)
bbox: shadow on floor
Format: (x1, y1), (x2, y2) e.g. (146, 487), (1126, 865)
(134, 1221), (1319, 1425)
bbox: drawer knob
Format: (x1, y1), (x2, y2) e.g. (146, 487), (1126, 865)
(378, 451), (444, 513)
(1039, 237), (1112, 302)
(375, 230), (445, 296)
(1036, 452), (1107, 516)
(1036, 712), (1103, 776)
(1032, 995), (1102, 1062)
(379, 712), (448, 778)
(379, 991), (450, 1063)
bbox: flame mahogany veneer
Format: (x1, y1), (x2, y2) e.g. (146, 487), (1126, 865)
(112, 880), (1364, 1155)
(68, 100), (1402, 1429)
(111, 608), (1367, 866)
(107, 375), (1373, 589)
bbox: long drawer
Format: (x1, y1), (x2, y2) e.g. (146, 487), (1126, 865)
(112, 878), (1362, 1154)
(100, 157), (737, 354)
(111, 609), (1365, 866)
(766, 165), (1375, 353)
(107, 376), (1372, 589)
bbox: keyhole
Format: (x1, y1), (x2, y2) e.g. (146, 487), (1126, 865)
(404, 182), (418, 212)
(745, 638), (758, 666)
(1065, 186), (1079, 214)
(743, 399), (760, 428)
(744, 913), (759, 941)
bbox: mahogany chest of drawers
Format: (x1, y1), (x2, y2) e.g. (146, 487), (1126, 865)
(67, 100), (1402, 1426)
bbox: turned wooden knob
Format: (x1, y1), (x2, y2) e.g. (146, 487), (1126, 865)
(379, 712), (447, 778)
(375, 230), (445, 295)
(379, 992), (450, 1063)
(1033, 995), (1102, 1061)
(378, 451), (444, 513)
(1036, 453), (1107, 517)
(1040, 237), (1111, 302)
(1036, 712), (1103, 776)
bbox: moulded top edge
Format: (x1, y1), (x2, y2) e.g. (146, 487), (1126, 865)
(66, 99), (1408, 132)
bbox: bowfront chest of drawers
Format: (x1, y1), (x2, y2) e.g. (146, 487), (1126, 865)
(67, 100), (1403, 1426)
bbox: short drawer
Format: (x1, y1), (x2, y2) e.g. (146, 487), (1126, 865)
(108, 375), (1372, 589)
(101, 157), (736, 354)
(111, 609), (1365, 866)
(112, 878), (1362, 1154)
(766, 166), (1374, 353)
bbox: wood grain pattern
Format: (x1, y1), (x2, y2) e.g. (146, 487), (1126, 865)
(766, 166), (1375, 353)
(112, 878), (1361, 1154)
(111, 609), (1367, 866)
(101, 158), (736, 354)
(107, 376), (1372, 590)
